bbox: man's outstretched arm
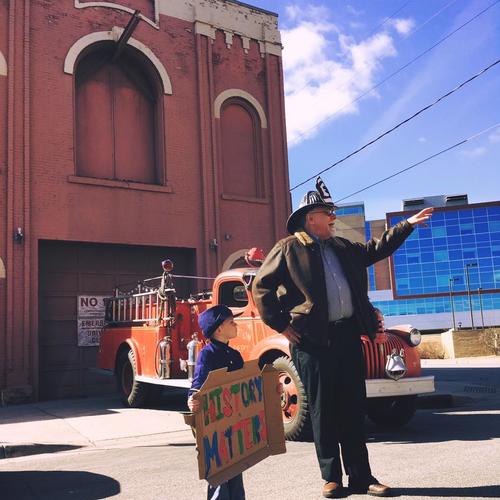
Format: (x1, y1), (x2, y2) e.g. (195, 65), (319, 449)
(363, 207), (434, 266)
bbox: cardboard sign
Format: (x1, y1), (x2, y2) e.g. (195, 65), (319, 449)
(184, 360), (286, 486)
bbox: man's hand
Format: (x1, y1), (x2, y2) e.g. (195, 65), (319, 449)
(407, 207), (433, 226)
(282, 325), (301, 345)
(187, 394), (200, 413)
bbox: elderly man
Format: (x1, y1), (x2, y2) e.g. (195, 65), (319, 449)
(253, 178), (432, 498)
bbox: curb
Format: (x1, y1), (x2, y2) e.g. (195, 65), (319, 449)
(0, 443), (83, 460)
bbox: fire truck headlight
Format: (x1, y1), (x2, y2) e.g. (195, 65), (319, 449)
(162, 259), (174, 272)
(409, 328), (421, 346)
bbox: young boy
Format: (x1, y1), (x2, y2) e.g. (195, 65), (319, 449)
(187, 304), (246, 500)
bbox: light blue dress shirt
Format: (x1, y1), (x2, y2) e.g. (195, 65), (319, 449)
(317, 239), (354, 322)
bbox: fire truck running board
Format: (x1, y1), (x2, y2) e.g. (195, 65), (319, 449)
(366, 376), (435, 398)
(135, 375), (192, 388)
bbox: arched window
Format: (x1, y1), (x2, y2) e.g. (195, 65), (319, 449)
(220, 98), (264, 198)
(75, 44), (162, 184)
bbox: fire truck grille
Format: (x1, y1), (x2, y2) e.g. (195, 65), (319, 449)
(362, 334), (407, 379)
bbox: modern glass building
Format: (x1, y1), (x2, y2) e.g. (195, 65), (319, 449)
(336, 196), (500, 330)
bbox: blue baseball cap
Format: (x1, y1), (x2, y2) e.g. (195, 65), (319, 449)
(198, 305), (240, 339)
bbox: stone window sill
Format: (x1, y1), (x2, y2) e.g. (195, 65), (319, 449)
(221, 194), (269, 204)
(68, 175), (173, 193)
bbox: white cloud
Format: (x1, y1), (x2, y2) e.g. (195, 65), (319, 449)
(346, 4), (363, 16)
(488, 127), (500, 143)
(282, 9), (398, 146)
(389, 18), (415, 36)
(349, 21), (364, 30)
(418, 137), (427, 143)
(459, 146), (488, 159)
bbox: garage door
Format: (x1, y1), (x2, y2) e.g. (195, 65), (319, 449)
(38, 241), (195, 400)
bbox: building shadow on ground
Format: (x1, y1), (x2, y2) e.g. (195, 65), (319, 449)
(0, 470), (120, 499)
(392, 484), (500, 497)
(366, 406), (500, 444)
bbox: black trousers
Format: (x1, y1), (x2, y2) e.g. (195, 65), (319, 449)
(291, 318), (373, 486)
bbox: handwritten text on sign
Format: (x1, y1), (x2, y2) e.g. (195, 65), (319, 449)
(186, 361), (285, 487)
(202, 375), (266, 476)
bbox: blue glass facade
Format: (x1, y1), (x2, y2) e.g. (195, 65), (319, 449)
(372, 292), (500, 317)
(336, 205), (365, 216)
(389, 205), (500, 297)
(365, 221), (376, 291)
(367, 203), (500, 319)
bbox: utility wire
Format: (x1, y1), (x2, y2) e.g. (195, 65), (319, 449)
(290, 0), (500, 146)
(290, 56), (500, 191)
(334, 121), (500, 204)
(407, 0), (458, 37)
(365, 0), (412, 38)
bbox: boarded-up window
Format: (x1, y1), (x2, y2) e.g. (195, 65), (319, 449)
(220, 99), (264, 198)
(75, 45), (160, 184)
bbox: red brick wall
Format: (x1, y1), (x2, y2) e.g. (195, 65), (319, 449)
(0, 2), (290, 399)
(0, 0), (8, 388)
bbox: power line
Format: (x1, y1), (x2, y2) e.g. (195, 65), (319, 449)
(334, 121), (500, 204)
(365, 1), (412, 38)
(290, 56), (500, 191)
(290, 0), (500, 146)
(407, 0), (458, 37)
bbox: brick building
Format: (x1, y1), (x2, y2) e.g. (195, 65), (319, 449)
(0, 0), (290, 402)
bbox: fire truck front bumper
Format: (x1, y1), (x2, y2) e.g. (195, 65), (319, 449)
(366, 376), (435, 398)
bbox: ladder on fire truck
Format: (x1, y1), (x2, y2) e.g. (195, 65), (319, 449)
(105, 260), (177, 326)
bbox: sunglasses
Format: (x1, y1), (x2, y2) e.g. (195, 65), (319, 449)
(309, 209), (336, 216)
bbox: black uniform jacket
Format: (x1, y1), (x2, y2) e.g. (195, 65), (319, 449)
(252, 220), (414, 345)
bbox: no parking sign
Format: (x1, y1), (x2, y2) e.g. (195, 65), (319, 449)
(77, 295), (107, 346)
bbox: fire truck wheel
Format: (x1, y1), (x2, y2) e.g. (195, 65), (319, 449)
(366, 395), (417, 428)
(116, 348), (150, 408)
(272, 356), (312, 442)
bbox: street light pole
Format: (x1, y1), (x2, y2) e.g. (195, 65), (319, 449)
(465, 263), (478, 329)
(449, 278), (457, 330)
(478, 287), (485, 329)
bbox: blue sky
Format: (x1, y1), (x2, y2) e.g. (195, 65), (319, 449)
(249, 0), (500, 220)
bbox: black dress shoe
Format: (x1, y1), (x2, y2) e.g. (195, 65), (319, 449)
(322, 481), (344, 498)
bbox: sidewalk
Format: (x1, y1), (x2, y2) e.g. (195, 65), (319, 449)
(1, 357), (498, 461)
(0, 391), (194, 460)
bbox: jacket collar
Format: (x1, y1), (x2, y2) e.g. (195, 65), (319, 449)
(294, 230), (346, 250)
(210, 338), (231, 349)
(294, 231), (315, 246)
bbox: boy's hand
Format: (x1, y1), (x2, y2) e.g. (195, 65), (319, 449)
(188, 395), (200, 413)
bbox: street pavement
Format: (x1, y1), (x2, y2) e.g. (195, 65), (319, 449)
(0, 356), (499, 499)
(1, 356), (499, 460)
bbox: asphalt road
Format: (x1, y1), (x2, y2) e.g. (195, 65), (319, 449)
(1, 365), (499, 500)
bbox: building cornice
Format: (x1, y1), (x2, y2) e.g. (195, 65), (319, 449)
(72, 1), (282, 56)
(158, 0), (282, 56)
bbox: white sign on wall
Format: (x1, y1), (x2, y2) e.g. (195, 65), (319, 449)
(77, 295), (107, 346)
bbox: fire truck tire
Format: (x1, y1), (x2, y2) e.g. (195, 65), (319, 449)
(366, 395), (417, 428)
(272, 356), (312, 442)
(116, 348), (150, 408)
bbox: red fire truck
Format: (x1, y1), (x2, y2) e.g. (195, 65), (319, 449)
(97, 258), (434, 441)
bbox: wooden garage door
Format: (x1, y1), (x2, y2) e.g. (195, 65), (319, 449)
(38, 241), (195, 401)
